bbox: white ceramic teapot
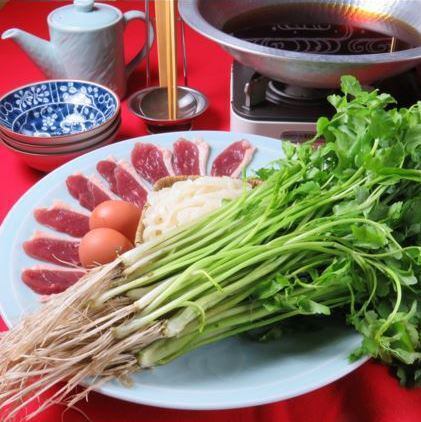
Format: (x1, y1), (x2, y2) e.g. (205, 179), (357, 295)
(2, 0), (154, 98)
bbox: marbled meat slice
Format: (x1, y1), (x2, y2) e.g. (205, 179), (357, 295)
(66, 173), (112, 211)
(23, 231), (81, 267)
(131, 143), (174, 184)
(96, 158), (118, 193)
(97, 158), (149, 208)
(211, 140), (256, 177)
(114, 161), (149, 208)
(172, 138), (210, 176)
(34, 201), (90, 238)
(22, 265), (86, 295)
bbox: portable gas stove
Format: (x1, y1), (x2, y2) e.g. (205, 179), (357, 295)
(230, 61), (421, 141)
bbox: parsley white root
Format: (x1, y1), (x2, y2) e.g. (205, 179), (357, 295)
(0, 76), (420, 419)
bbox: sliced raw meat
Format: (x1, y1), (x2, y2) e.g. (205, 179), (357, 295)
(172, 138), (210, 176)
(34, 201), (90, 238)
(131, 143), (174, 184)
(97, 158), (149, 208)
(114, 161), (149, 208)
(22, 265), (86, 295)
(23, 231), (81, 267)
(97, 158), (118, 193)
(211, 140), (256, 177)
(66, 174), (112, 211)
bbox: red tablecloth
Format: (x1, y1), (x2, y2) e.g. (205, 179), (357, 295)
(0, 2), (420, 421)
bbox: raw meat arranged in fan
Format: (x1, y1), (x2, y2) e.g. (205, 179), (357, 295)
(97, 158), (148, 208)
(131, 143), (174, 184)
(34, 202), (90, 238)
(211, 140), (256, 177)
(66, 174), (113, 211)
(23, 232), (81, 267)
(172, 138), (209, 176)
(22, 138), (256, 295)
(22, 266), (86, 295)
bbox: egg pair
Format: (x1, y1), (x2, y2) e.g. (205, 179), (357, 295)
(79, 200), (141, 268)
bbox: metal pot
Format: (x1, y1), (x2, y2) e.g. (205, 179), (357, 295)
(179, 0), (421, 88)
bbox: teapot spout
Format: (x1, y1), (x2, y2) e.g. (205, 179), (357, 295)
(2, 28), (65, 78)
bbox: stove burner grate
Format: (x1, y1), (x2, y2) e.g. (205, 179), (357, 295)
(266, 81), (335, 105)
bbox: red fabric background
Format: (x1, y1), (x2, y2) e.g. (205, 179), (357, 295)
(0, 2), (420, 421)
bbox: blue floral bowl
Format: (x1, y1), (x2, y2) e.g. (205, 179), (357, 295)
(0, 80), (119, 143)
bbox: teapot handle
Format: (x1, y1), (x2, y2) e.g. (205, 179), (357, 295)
(123, 10), (155, 79)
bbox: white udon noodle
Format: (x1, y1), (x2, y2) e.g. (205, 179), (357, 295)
(142, 176), (247, 242)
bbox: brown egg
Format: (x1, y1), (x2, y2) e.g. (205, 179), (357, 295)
(89, 200), (141, 243)
(79, 228), (133, 268)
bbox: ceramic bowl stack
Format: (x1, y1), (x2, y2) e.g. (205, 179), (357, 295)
(0, 80), (121, 172)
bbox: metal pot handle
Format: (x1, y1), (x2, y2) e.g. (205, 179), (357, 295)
(123, 10), (155, 79)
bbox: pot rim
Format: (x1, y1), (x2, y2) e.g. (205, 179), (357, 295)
(179, 0), (421, 64)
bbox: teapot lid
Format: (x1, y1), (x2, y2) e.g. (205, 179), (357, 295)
(49, 0), (121, 30)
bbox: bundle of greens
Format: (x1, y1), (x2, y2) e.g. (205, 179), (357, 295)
(0, 76), (420, 419)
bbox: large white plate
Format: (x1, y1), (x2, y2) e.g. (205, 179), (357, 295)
(0, 131), (366, 410)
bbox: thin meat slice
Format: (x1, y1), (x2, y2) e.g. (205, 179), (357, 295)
(66, 173), (112, 211)
(96, 158), (118, 194)
(172, 138), (210, 176)
(23, 231), (81, 267)
(34, 201), (90, 238)
(131, 143), (174, 184)
(22, 265), (86, 295)
(211, 140), (256, 177)
(97, 158), (149, 208)
(114, 161), (149, 208)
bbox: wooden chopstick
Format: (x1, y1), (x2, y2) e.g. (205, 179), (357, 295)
(155, 0), (178, 120)
(166, 0), (178, 120)
(155, 0), (168, 87)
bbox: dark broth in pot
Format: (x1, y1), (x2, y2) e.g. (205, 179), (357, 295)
(223, 3), (421, 55)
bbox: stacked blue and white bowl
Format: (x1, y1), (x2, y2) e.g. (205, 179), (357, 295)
(0, 80), (121, 172)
